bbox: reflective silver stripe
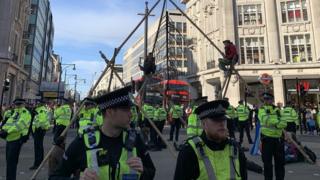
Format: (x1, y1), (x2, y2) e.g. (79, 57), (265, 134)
(188, 125), (201, 129)
(192, 137), (216, 180)
(261, 125), (278, 130)
(89, 149), (99, 175)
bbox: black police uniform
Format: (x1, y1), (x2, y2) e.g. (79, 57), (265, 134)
(49, 86), (155, 180)
(174, 100), (247, 180)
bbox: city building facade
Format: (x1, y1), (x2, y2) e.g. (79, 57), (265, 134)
(93, 64), (124, 96)
(183, 0), (320, 107)
(24, 0), (54, 99)
(123, 10), (188, 83)
(0, 0), (31, 105)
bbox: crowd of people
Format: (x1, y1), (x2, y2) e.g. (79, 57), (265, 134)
(0, 84), (319, 180)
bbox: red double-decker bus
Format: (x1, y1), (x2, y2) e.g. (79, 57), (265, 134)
(160, 79), (189, 105)
(132, 76), (189, 106)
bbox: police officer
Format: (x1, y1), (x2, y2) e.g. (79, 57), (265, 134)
(30, 100), (51, 170)
(281, 101), (298, 134)
(236, 100), (253, 144)
(169, 102), (183, 142)
(186, 104), (202, 138)
(53, 98), (72, 142)
(142, 101), (155, 145)
(174, 100), (247, 180)
(151, 104), (167, 150)
(77, 98), (103, 135)
(0, 98), (31, 180)
(225, 98), (237, 138)
(49, 86), (156, 180)
(258, 93), (287, 180)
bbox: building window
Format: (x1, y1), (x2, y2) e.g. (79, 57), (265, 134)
(281, 0), (308, 23)
(240, 37), (265, 64)
(238, 4), (262, 26)
(183, 22), (187, 33)
(31, 4), (38, 15)
(284, 34), (312, 63)
(176, 22), (182, 33)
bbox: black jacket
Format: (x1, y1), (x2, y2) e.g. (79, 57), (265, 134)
(174, 133), (247, 180)
(49, 130), (155, 180)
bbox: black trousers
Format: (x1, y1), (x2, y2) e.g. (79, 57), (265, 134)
(261, 136), (285, 180)
(53, 125), (66, 143)
(150, 121), (158, 146)
(170, 118), (181, 141)
(286, 122), (296, 134)
(151, 120), (165, 148)
(157, 120), (165, 147)
(238, 120), (253, 143)
(6, 139), (23, 180)
(32, 128), (46, 166)
(227, 118), (235, 138)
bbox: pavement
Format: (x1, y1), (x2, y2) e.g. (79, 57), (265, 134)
(0, 127), (320, 180)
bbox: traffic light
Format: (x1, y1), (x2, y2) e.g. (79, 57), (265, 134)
(299, 83), (307, 97)
(3, 79), (10, 92)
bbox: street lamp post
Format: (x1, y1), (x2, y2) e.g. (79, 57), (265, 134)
(57, 61), (76, 102)
(73, 75), (86, 102)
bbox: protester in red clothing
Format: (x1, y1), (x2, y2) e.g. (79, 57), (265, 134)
(219, 40), (238, 76)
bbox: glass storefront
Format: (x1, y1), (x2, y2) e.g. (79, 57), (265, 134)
(284, 79), (320, 107)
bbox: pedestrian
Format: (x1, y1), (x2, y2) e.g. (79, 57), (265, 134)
(169, 102), (183, 142)
(0, 98), (32, 180)
(30, 100), (51, 170)
(306, 110), (316, 135)
(218, 40), (238, 77)
(174, 100), (247, 180)
(53, 98), (72, 143)
(236, 100), (253, 144)
(49, 86), (156, 180)
(258, 93), (287, 180)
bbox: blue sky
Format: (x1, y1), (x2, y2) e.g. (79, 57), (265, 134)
(50, 0), (185, 98)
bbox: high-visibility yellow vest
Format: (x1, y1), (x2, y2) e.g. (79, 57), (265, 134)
(3, 109), (13, 120)
(54, 105), (72, 126)
(2, 107), (31, 142)
(154, 107), (167, 121)
(317, 111), (320, 127)
(170, 105), (183, 119)
(78, 107), (102, 134)
(258, 105), (287, 138)
(187, 106), (202, 137)
(142, 104), (155, 119)
(82, 130), (140, 180)
(32, 105), (50, 132)
(280, 107), (298, 125)
(226, 105), (237, 119)
(236, 104), (249, 121)
(189, 136), (241, 180)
